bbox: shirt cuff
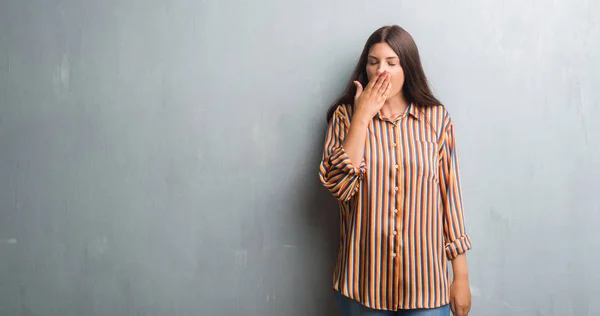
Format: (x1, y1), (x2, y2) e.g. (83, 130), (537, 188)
(329, 146), (367, 178)
(445, 235), (472, 260)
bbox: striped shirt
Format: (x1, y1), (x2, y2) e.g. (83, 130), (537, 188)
(318, 103), (471, 311)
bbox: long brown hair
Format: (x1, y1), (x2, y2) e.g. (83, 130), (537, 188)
(326, 25), (441, 122)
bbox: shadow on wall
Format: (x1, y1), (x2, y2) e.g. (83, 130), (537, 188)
(295, 121), (341, 316)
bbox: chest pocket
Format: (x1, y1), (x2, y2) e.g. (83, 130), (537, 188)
(412, 140), (439, 182)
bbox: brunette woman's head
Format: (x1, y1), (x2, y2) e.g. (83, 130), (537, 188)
(327, 25), (441, 122)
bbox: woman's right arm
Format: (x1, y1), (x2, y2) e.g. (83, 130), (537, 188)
(344, 71), (391, 166)
(318, 72), (391, 201)
(341, 114), (370, 170)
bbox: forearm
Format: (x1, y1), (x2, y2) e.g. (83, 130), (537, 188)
(341, 116), (370, 168)
(451, 253), (469, 281)
(318, 109), (369, 202)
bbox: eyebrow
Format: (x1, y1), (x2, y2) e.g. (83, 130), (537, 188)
(368, 55), (399, 60)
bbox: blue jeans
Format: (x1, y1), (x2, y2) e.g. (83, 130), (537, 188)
(334, 291), (450, 316)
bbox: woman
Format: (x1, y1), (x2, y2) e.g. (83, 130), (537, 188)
(318, 25), (472, 316)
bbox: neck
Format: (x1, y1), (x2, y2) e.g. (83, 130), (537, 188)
(381, 93), (410, 118)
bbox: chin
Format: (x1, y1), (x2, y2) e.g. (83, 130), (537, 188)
(387, 91), (401, 99)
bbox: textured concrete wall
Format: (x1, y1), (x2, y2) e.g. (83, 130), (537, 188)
(0, 0), (599, 315)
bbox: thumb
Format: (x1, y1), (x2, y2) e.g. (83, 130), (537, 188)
(353, 81), (363, 98)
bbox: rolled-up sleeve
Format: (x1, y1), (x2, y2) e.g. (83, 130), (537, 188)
(318, 107), (366, 202)
(439, 118), (472, 260)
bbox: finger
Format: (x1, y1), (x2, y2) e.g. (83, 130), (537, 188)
(371, 72), (388, 93)
(381, 82), (392, 99)
(365, 71), (384, 91)
(378, 74), (390, 95)
(462, 305), (471, 316)
(450, 301), (456, 315)
(353, 81), (363, 99)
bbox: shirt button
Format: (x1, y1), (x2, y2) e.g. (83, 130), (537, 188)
(394, 209), (398, 214)
(395, 164), (398, 169)
(393, 143), (397, 147)
(392, 253), (397, 257)
(393, 231), (397, 235)
(395, 186), (398, 191)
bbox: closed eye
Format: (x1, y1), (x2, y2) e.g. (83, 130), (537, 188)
(369, 62), (397, 66)
(368, 55), (399, 64)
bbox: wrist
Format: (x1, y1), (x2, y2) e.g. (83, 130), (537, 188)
(452, 273), (469, 282)
(352, 111), (372, 126)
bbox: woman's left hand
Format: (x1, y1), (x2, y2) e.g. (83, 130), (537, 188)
(449, 277), (471, 316)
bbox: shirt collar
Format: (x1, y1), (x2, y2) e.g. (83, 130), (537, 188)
(376, 103), (421, 122)
(406, 103), (421, 120)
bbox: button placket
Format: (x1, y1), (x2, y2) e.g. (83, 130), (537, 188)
(393, 121), (403, 299)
